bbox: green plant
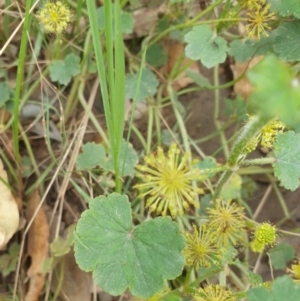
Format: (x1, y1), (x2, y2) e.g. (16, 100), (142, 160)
(2, 0), (300, 300)
(73, 0), (300, 300)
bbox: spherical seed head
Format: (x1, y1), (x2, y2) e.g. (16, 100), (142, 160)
(250, 239), (265, 253)
(194, 284), (235, 301)
(135, 143), (203, 217)
(37, 1), (72, 34)
(254, 222), (277, 245)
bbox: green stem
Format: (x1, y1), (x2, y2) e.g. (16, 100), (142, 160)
(240, 157), (276, 166)
(168, 85), (190, 154)
(146, 105), (154, 154)
(213, 64), (230, 159)
(13, 0), (33, 167)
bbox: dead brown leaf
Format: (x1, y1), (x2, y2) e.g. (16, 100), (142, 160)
(25, 189), (49, 301)
(231, 56), (264, 100)
(161, 41), (199, 93)
(126, 4), (166, 39)
(0, 158), (19, 250)
(51, 249), (92, 301)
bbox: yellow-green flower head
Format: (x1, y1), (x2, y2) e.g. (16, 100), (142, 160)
(250, 238), (265, 253)
(245, 116), (285, 152)
(254, 222), (277, 245)
(135, 143), (203, 217)
(245, 4), (276, 39)
(183, 225), (219, 269)
(287, 260), (300, 280)
(37, 1), (72, 34)
(245, 136), (259, 153)
(237, 0), (266, 10)
(260, 119), (284, 148)
(207, 199), (245, 247)
(194, 284), (236, 301)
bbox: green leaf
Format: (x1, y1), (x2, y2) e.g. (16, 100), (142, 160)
(125, 67), (159, 102)
(271, 275), (300, 301)
(97, 6), (134, 34)
(241, 176), (257, 200)
(269, 0), (300, 19)
(50, 225), (75, 257)
(184, 25), (228, 68)
(273, 21), (300, 61)
(247, 55), (300, 127)
(74, 193), (185, 298)
(224, 97), (248, 121)
(197, 157), (218, 178)
(220, 174), (242, 200)
(146, 44), (168, 67)
(186, 69), (212, 88)
(228, 36), (274, 62)
(101, 139), (139, 177)
(49, 53), (81, 86)
(76, 140), (138, 177)
(161, 130), (180, 146)
(268, 243), (295, 270)
(273, 131), (300, 191)
(247, 287), (272, 301)
(0, 82), (10, 107)
(247, 271), (263, 286)
(0, 242), (20, 276)
(76, 142), (106, 170)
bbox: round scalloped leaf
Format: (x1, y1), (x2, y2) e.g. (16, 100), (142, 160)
(184, 25), (228, 69)
(273, 131), (300, 191)
(273, 21), (300, 61)
(74, 193), (185, 298)
(269, 0), (300, 19)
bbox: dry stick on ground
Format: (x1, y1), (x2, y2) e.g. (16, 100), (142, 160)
(0, 0), (41, 56)
(13, 119), (90, 300)
(253, 184), (273, 220)
(44, 78), (99, 301)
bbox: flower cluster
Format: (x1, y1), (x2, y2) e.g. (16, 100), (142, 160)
(135, 143), (203, 217)
(194, 284), (236, 301)
(183, 199), (246, 270)
(245, 117), (285, 153)
(250, 222), (277, 253)
(183, 225), (219, 269)
(37, 1), (72, 34)
(207, 199), (246, 247)
(238, 0), (276, 39)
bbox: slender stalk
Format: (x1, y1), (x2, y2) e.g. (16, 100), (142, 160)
(167, 85), (190, 154)
(146, 105), (154, 154)
(240, 157), (276, 166)
(113, 0), (125, 191)
(213, 64), (230, 159)
(13, 0), (33, 167)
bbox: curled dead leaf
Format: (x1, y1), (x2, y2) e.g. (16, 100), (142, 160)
(25, 189), (49, 301)
(231, 56), (264, 100)
(0, 158), (19, 250)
